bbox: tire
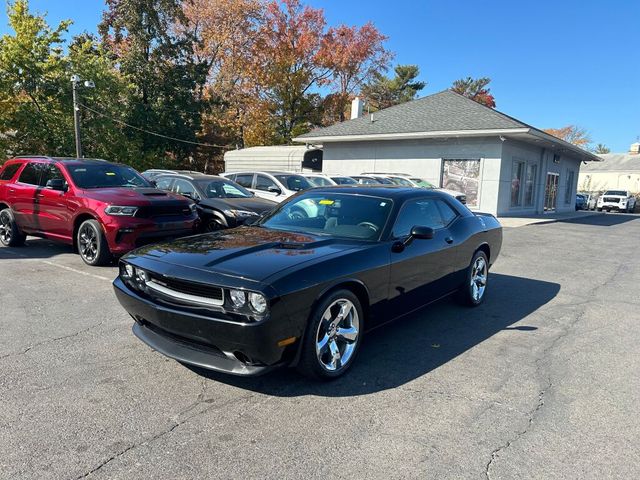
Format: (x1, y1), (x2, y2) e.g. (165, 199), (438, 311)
(296, 289), (364, 380)
(205, 216), (226, 232)
(596, 208), (602, 212)
(0, 208), (26, 247)
(77, 219), (111, 266)
(458, 250), (489, 307)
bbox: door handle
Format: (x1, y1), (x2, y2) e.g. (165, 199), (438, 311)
(445, 236), (454, 244)
(36, 193), (45, 198)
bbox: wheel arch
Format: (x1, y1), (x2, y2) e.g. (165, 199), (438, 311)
(0, 202), (9, 211)
(475, 243), (491, 264)
(72, 213), (100, 251)
(290, 279), (371, 367)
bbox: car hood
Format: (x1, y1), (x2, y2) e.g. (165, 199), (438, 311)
(128, 226), (362, 282)
(80, 187), (189, 205)
(199, 196), (277, 213)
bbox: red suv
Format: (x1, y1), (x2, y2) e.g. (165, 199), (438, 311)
(0, 156), (198, 265)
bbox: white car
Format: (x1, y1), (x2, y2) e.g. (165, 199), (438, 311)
(221, 171), (317, 217)
(596, 190), (637, 213)
(303, 173), (338, 187)
(361, 172), (468, 204)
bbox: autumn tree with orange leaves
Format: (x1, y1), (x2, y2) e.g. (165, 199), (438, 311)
(543, 125), (592, 148)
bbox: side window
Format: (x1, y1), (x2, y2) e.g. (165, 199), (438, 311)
(392, 199), (445, 237)
(155, 177), (173, 190)
(436, 200), (458, 226)
(0, 163), (21, 180)
(255, 174), (277, 192)
(225, 173), (236, 181)
(172, 179), (198, 199)
(39, 164), (64, 187)
(235, 174), (253, 188)
(18, 163), (43, 185)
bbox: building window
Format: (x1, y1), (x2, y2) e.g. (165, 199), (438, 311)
(441, 159), (481, 208)
(511, 161), (525, 207)
(565, 170), (575, 204)
(524, 164), (537, 207)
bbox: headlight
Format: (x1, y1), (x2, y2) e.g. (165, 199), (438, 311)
(105, 205), (138, 216)
(229, 289), (246, 307)
(135, 269), (150, 285)
(248, 292), (267, 314)
(121, 263), (135, 280)
(223, 209), (259, 218)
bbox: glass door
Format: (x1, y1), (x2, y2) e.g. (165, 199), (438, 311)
(544, 173), (559, 212)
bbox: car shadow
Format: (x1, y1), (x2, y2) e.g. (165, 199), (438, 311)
(187, 273), (560, 396)
(557, 213), (640, 227)
(0, 237), (117, 266)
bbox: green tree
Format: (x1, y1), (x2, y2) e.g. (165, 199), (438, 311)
(99, 0), (209, 169)
(594, 143), (610, 154)
(361, 65), (425, 111)
(451, 76), (496, 108)
(0, 0), (72, 158)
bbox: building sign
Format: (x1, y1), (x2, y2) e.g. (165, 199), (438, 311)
(441, 159), (481, 207)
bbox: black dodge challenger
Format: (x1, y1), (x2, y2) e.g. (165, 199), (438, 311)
(113, 186), (502, 379)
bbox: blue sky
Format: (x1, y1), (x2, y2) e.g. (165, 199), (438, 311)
(2, 0), (638, 152)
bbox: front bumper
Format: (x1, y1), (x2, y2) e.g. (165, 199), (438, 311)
(103, 216), (198, 255)
(113, 278), (293, 375)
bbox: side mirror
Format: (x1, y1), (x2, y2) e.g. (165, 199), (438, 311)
(410, 225), (434, 240)
(45, 178), (67, 192)
(267, 186), (282, 195)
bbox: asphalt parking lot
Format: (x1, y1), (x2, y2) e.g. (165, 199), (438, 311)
(1, 212), (639, 479)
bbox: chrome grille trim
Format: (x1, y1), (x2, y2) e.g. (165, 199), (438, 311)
(146, 280), (224, 307)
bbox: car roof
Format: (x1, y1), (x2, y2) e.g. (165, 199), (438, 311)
(12, 156), (113, 165)
(156, 173), (225, 181)
(298, 184), (452, 200)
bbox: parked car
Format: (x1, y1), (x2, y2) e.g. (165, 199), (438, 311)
(113, 186), (502, 379)
(351, 175), (395, 185)
(303, 173), (337, 187)
(596, 190), (637, 213)
(587, 194), (599, 210)
(0, 157), (198, 265)
(141, 169), (202, 182)
(575, 194), (587, 210)
(154, 173), (277, 231)
(221, 171), (313, 203)
(361, 172), (468, 204)
(330, 176), (358, 185)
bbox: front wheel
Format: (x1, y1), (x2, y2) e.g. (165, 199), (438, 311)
(297, 290), (364, 380)
(458, 251), (489, 306)
(77, 219), (111, 266)
(0, 208), (26, 247)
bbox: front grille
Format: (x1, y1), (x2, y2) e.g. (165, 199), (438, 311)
(136, 205), (192, 218)
(603, 197), (620, 203)
(149, 274), (224, 301)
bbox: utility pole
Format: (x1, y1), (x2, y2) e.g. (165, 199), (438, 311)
(70, 75), (95, 159)
(71, 75), (82, 158)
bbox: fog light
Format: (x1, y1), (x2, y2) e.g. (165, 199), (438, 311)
(229, 289), (246, 308)
(248, 292), (267, 314)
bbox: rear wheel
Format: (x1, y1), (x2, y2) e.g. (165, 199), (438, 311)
(0, 208), (26, 247)
(458, 251), (489, 306)
(77, 219), (111, 266)
(297, 289), (363, 380)
(205, 217), (226, 232)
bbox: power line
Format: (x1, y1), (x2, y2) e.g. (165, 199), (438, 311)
(77, 102), (233, 149)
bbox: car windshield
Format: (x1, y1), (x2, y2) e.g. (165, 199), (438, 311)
(604, 190), (626, 196)
(332, 176), (357, 185)
(67, 164), (150, 188)
(306, 176), (334, 187)
(258, 192), (393, 240)
(389, 177), (414, 186)
(273, 174), (313, 191)
(411, 178), (436, 189)
(196, 179), (252, 198)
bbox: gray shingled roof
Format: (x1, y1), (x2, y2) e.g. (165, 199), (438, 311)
(296, 90), (529, 139)
(582, 153), (640, 172)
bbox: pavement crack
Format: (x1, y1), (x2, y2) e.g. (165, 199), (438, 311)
(0, 321), (104, 360)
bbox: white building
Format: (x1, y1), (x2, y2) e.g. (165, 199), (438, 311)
(578, 143), (640, 194)
(294, 90), (601, 216)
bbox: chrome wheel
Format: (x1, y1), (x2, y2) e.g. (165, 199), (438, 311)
(78, 224), (98, 262)
(0, 211), (12, 244)
(471, 256), (487, 302)
(315, 298), (360, 372)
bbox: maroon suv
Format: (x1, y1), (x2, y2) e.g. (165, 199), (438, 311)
(0, 156), (198, 265)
